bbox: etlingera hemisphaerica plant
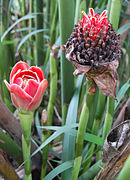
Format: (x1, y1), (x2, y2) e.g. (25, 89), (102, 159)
(63, 8), (121, 99)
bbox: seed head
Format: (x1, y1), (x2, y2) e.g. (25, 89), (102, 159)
(63, 9), (121, 99)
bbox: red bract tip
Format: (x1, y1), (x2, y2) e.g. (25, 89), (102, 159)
(78, 8), (109, 41)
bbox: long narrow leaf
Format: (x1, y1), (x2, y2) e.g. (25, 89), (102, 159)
(62, 75), (84, 179)
(118, 23), (130, 34)
(79, 160), (105, 180)
(16, 29), (47, 53)
(31, 123), (78, 157)
(115, 78), (130, 109)
(43, 161), (73, 180)
(1, 14), (36, 41)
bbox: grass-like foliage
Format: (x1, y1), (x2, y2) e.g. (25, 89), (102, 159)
(0, 0), (130, 179)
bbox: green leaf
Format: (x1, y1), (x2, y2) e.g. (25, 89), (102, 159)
(62, 75), (84, 178)
(11, 27), (35, 33)
(115, 78), (130, 109)
(117, 155), (130, 180)
(16, 29), (47, 53)
(38, 126), (65, 131)
(1, 14), (36, 41)
(84, 132), (103, 146)
(43, 161), (73, 180)
(31, 123), (78, 157)
(69, 129), (103, 146)
(118, 23), (130, 34)
(79, 160), (105, 180)
(35, 111), (42, 142)
(1, 39), (19, 45)
(0, 129), (22, 163)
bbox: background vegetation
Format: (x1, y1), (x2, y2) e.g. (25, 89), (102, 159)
(0, 0), (130, 179)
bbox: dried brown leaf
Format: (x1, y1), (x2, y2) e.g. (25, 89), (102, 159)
(92, 72), (117, 99)
(98, 120), (130, 180)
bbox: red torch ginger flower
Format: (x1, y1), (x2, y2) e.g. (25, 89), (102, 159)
(64, 8), (121, 99)
(4, 61), (48, 111)
(79, 9), (109, 41)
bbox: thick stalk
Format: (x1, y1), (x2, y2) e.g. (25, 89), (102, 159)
(74, 0), (81, 24)
(35, 0), (44, 65)
(93, 92), (106, 134)
(1, 0), (14, 110)
(103, 97), (114, 140)
(58, 0), (74, 125)
(79, 160), (105, 180)
(81, 92), (105, 174)
(43, 1), (58, 72)
(29, 0), (34, 60)
(110, 0), (122, 32)
(71, 82), (94, 180)
(71, 101), (89, 180)
(18, 110), (33, 180)
(103, 0), (122, 140)
(87, 88), (98, 130)
(50, 2), (58, 45)
(41, 47), (58, 178)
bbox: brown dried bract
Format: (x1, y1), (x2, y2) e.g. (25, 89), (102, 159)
(97, 120), (130, 180)
(67, 46), (119, 99)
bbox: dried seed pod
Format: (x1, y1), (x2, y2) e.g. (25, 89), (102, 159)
(64, 8), (121, 99)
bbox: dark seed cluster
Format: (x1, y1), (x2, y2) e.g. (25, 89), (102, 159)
(65, 23), (121, 66)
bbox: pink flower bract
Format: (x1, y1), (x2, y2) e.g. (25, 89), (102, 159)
(4, 61), (48, 111)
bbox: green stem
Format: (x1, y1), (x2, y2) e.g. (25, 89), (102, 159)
(79, 160), (105, 180)
(29, 0), (34, 60)
(93, 92), (106, 134)
(110, 0), (123, 31)
(43, 1), (58, 73)
(58, 0), (74, 125)
(41, 47), (58, 179)
(106, 0), (112, 19)
(18, 110), (33, 180)
(35, 0), (44, 65)
(80, 92), (105, 174)
(117, 155), (130, 180)
(103, 97), (114, 140)
(89, 0), (94, 8)
(71, 82), (93, 180)
(71, 101), (89, 180)
(74, 0), (81, 24)
(103, 0), (123, 140)
(50, 2), (58, 45)
(87, 88), (98, 130)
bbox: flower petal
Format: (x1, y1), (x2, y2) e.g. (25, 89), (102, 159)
(10, 84), (32, 109)
(12, 70), (39, 84)
(29, 66), (45, 82)
(89, 8), (94, 17)
(24, 79), (39, 97)
(14, 77), (23, 86)
(10, 61), (29, 82)
(27, 79), (48, 111)
(4, 80), (11, 91)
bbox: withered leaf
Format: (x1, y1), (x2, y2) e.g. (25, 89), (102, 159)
(98, 120), (130, 180)
(92, 72), (117, 99)
(67, 47), (119, 99)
